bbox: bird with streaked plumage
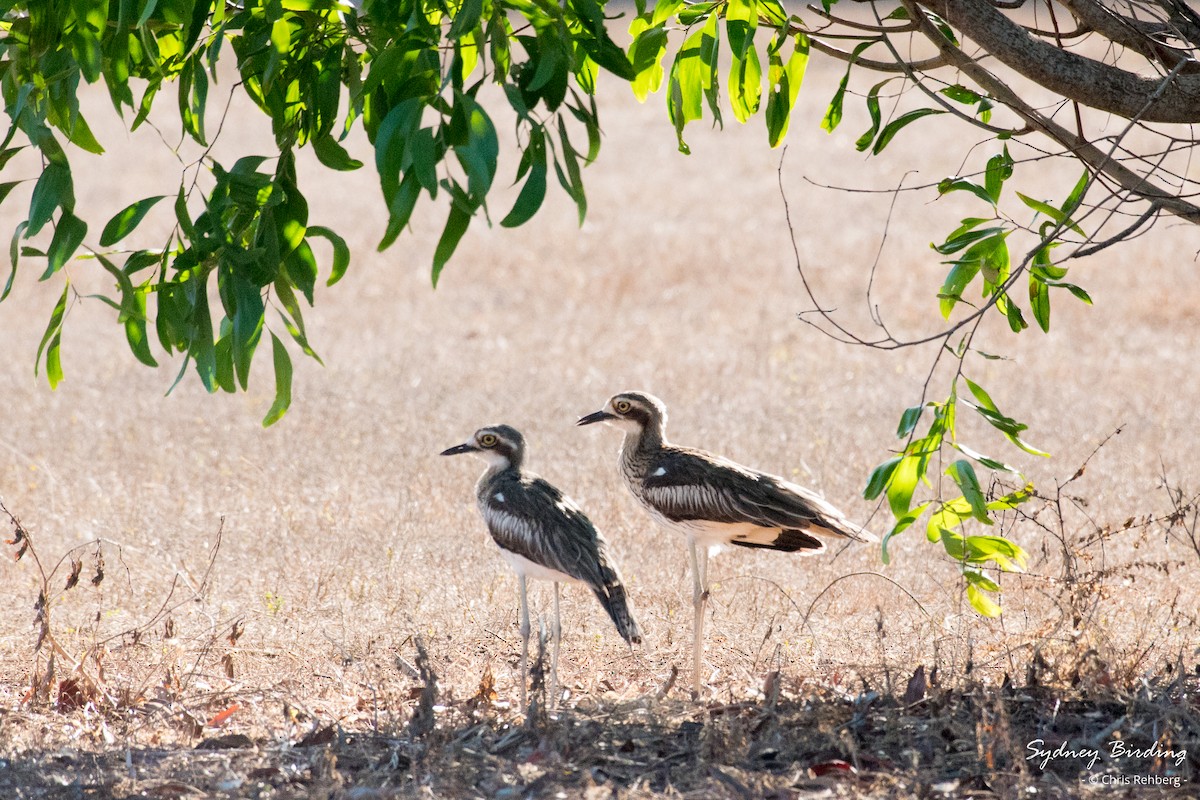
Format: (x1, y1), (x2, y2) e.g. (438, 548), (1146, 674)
(440, 424), (641, 710)
(578, 391), (875, 697)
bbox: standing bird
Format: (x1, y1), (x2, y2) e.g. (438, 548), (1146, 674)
(577, 392), (875, 696)
(440, 424), (641, 709)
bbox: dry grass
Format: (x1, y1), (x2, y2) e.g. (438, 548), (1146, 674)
(0, 48), (1198, 798)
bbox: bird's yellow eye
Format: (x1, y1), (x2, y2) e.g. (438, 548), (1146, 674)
(480, 433), (498, 447)
(614, 400), (632, 414)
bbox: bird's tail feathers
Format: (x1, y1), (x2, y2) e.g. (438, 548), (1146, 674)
(826, 514), (878, 543)
(732, 527), (826, 553)
(593, 578), (642, 645)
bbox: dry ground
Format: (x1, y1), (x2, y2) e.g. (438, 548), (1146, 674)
(0, 40), (1198, 799)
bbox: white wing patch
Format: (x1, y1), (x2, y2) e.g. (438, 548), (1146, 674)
(482, 504), (535, 548)
(494, 492), (505, 503)
(481, 496), (594, 584)
(651, 467), (667, 477)
(645, 483), (743, 519)
(555, 497), (583, 515)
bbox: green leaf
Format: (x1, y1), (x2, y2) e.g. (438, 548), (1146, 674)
(873, 108), (944, 154)
(273, 275), (322, 365)
(448, 0), (484, 39)
(932, 226), (1006, 255)
(45, 331), (64, 389)
(725, 0), (760, 123)
(966, 582), (1002, 617)
(3, 222), (28, 302)
(1057, 282), (1092, 304)
(1029, 274), (1051, 332)
(452, 93), (499, 200)
(378, 173), (421, 251)
(928, 500), (973, 543)
(1016, 192), (1085, 236)
(214, 320), (236, 394)
(174, 186), (197, 240)
(757, 0), (787, 24)
(178, 58), (208, 145)
(262, 331), (293, 426)
(937, 178), (994, 207)
(125, 287), (158, 367)
(0, 181), (22, 212)
(629, 24), (669, 102)
(962, 377), (1048, 457)
(821, 71), (849, 133)
(62, 110), (104, 155)
(938, 260), (980, 319)
(864, 456), (902, 500)
(953, 442), (1016, 474)
(136, 0), (161, 27)
(312, 134), (363, 171)
(897, 405), (924, 438)
(431, 202), (472, 288)
(821, 42), (870, 133)
(728, 42), (762, 124)
(374, 98), (423, 208)
(0, 147), (25, 172)
(886, 454), (923, 517)
(988, 482), (1034, 512)
(555, 116), (588, 224)
(964, 568), (1000, 592)
(100, 195), (167, 246)
(307, 225), (350, 287)
(651, 0), (686, 25)
(764, 32), (808, 147)
(566, 94), (602, 163)
(36, 282), (70, 388)
(940, 84), (980, 104)
(984, 147), (1012, 203)
(501, 130), (548, 228)
(963, 376), (1005, 417)
(946, 459), (991, 524)
(677, 0), (716, 24)
(45, 212), (88, 278)
(978, 232), (1010, 288)
(1062, 168), (1090, 217)
(229, 271), (264, 390)
(1004, 295), (1028, 333)
(28, 163), (73, 238)
(855, 80), (887, 152)
(668, 24), (711, 153)
(573, 0), (638, 80)
(966, 534), (1028, 572)
(284, 241), (318, 304)
(880, 502), (930, 564)
(725, 0), (757, 55)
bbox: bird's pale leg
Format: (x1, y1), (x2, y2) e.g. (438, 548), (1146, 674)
(688, 538), (707, 697)
(700, 544), (710, 683)
(551, 581), (562, 707)
(518, 574), (530, 712)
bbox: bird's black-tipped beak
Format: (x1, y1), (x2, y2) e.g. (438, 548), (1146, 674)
(440, 442), (477, 456)
(576, 410), (614, 427)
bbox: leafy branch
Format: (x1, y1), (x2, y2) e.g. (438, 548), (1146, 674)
(6, 0), (1200, 614)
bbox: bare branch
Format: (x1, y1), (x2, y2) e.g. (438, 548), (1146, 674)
(806, 4), (918, 34)
(905, 0), (1200, 223)
(919, 0), (1200, 123)
(806, 36), (949, 72)
(1061, 0), (1200, 70)
(1071, 203), (1162, 257)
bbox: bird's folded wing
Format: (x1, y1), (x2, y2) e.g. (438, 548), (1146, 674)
(481, 477), (609, 587)
(643, 449), (869, 538)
